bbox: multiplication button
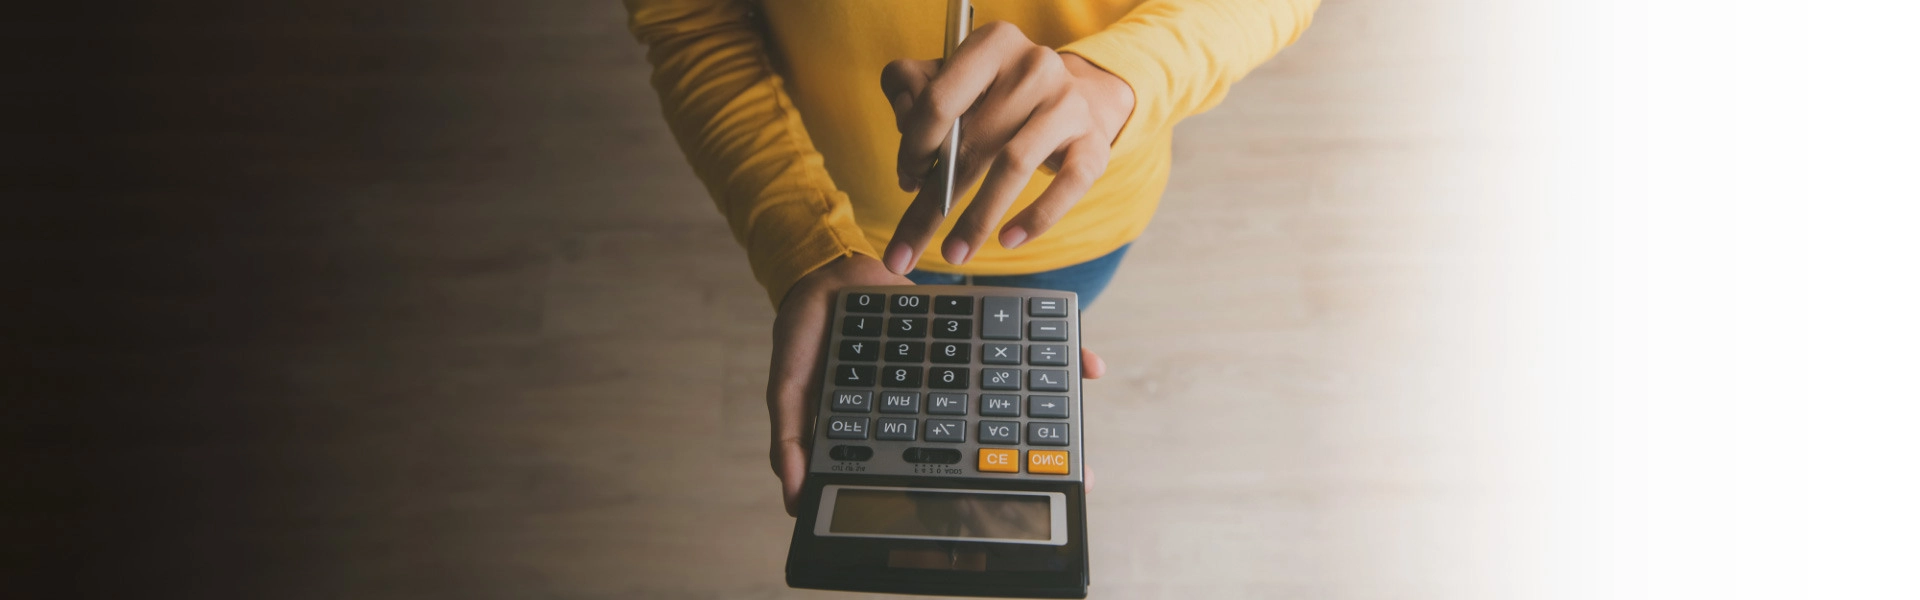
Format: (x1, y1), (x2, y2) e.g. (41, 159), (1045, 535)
(982, 343), (1021, 365)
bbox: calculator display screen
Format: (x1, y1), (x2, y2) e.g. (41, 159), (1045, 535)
(828, 488), (1052, 541)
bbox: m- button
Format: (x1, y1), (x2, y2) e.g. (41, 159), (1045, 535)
(978, 448), (1019, 473)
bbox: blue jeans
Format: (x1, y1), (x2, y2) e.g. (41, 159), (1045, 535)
(906, 244), (1132, 308)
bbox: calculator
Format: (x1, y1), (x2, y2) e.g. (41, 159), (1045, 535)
(786, 285), (1089, 598)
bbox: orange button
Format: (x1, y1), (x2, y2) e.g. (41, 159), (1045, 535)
(978, 448), (1019, 473)
(1027, 450), (1070, 475)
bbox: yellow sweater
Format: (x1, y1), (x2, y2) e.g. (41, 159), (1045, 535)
(628, 0), (1318, 305)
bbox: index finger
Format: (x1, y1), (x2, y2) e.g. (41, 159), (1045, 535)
(894, 21), (1030, 186)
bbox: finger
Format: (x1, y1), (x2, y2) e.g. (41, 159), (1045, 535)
(766, 294), (831, 517)
(1000, 133), (1109, 250)
(895, 21), (1032, 186)
(935, 46), (1069, 206)
(1080, 346), (1106, 379)
(882, 182), (949, 275)
(942, 97), (1080, 264)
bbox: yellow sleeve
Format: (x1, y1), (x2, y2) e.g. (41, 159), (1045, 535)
(627, 0), (877, 306)
(1059, 0), (1320, 155)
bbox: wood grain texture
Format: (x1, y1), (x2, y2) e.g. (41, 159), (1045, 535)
(6, 1), (1528, 598)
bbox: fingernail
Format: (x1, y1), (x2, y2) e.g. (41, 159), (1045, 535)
(943, 237), (972, 265)
(1000, 226), (1029, 250)
(899, 173), (920, 192)
(884, 241), (914, 275)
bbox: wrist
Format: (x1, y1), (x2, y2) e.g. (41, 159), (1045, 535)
(1062, 53), (1135, 145)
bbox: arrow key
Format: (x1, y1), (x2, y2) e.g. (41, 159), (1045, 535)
(1028, 395), (1070, 419)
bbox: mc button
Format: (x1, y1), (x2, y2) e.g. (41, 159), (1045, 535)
(978, 448), (1019, 473)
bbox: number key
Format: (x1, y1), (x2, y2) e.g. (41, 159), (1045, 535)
(839, 340), (878, 362)
(930, 342), (971, 364)
(886, 341), (925, 362)
(845, 292), (885, 313)
(932, 318), (972, 339)
(891, 294), (929, 314)
(928, 367), (968, 389)
(888, 317), (926, 338)
(842, 316), (880, 337)
(882, 366), (922, 388)
(835, 365), (876, 386)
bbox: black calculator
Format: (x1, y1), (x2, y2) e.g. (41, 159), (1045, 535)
(786, 285), (1089, 598)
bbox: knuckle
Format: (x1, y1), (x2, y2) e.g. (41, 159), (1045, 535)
(997, 143), (1042, 173)
(980, 20), (1023, 40)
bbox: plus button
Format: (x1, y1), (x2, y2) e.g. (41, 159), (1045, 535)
(993, 309), (1010, 322)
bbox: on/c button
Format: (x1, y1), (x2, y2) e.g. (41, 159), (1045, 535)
(978, 448), (1019, 473)
(1027, 450), (1070, 475)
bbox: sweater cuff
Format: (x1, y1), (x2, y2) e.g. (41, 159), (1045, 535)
(747, 190), (879, 307)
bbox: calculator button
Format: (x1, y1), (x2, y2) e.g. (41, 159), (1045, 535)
(1028, 297), (1068, 318)
(928, 393), (968, 415)
(887, 317), (927, 338)
(1027, 422), (1070, 446)
(842, 316), (881, 337)
(879, 391), (921, 414)
(845, 293), (886, 313)
(1027, 450), (1070, 474)
(881, 366), (922, 388)
(825, 416), (869, 440)
(1029, 344), (1069, 366)
(925, 419), (967, 443)
(1028, 395), (1070, 419)
(934, 295), (975, 315)
(904, 447), (962, 464)
(928, 367), (968, 389)
(886, 341), (925, 362)
(1028, 369), (1070, 392)
(930, 342), (971, 364)
(830, 390), (874, 412)
(1028, 320), (1069, 341)
(980, 393), (1021, 417)
(981, 297), (1023, 340)
(932, 318), (972, 339)
(979, 420), (1021, 445)
(978, 448), (1019, 473)
(876, 418), (917, 441)
(982, 343), (1021, 365)
(834, 365), (876, 386)
(829, 445), (874, 461)
(890, 294), (930, 314)
(980, 368), (1021, 391)
(839, 340), (879, 362)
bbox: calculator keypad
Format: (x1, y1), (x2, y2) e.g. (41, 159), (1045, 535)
(811, 286), (1081, 480)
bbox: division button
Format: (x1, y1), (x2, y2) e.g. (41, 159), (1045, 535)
(891, 293), (930, 314)
(904, 447), (962, 464)
(1027, 450), (1070, 474)
(981, 368), (1021, 391)
(924, 419), (967, 443)
(830, 390), (874, 412)
(825, 416), (869, 440)
(1028, 369), (1070, 392)
(978, 448), (1020, 473)
(1028, 344), (1069, 367)
(979, 420), (1021, 445)
(927, 392), (968, 415)
(1027, 422), (1070, 446)
(980, 393), (1021, 417)
(829, 445), (874, 461)
(981, 296), (1022, 340)
(982, 343), (1021, 365)
(1027, 395), (1070, 419)
(1028, 297), (1068, 317)
(876, 417), (918, 441)
(879, 391), (921, 414)
(1028, 320), (1069, 341)
(845, 292), (886, 313)
(934, 295), (975, 315)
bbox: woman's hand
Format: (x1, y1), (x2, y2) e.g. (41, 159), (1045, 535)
(879, 21), (1135, 274)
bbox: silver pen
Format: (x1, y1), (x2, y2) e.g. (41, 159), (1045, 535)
(938, 0), (971, 215)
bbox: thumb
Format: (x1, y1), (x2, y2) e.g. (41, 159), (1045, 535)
(774, 437), (809, 517)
